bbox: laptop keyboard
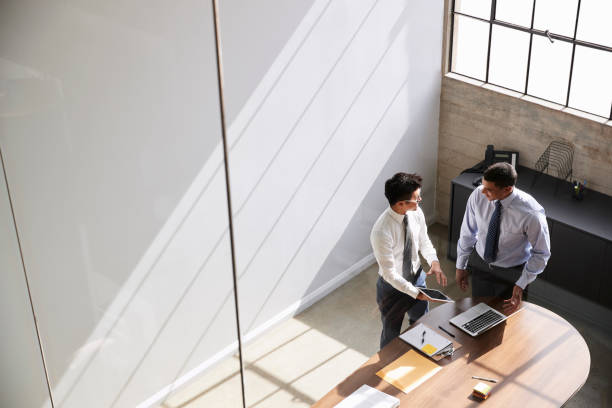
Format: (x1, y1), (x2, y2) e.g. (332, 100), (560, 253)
(462, 310), (504, 334)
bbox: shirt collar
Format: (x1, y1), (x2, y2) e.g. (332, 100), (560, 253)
(387, 207), (406, 224)
(499, 189), (517, 207)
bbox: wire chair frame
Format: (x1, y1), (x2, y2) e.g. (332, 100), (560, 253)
(534, 140), (575, 181)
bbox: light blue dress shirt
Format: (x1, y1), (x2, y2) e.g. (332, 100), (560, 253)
(456, 186), (551, 289)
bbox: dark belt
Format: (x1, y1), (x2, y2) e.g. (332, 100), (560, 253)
(474, 251), (524, 271)
(486, 262), (524, 270)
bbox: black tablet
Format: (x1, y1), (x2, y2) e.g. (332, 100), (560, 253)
(418, 288), (454, 302)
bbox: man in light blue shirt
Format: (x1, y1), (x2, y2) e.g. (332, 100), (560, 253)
(456, 163), (551, 314)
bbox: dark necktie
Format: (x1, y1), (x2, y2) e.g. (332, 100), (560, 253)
(484, 200), (502, 263)
(402, 215), (414, 281)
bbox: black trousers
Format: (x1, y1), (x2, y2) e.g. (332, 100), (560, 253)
(468, 251), (526, 299)
(376, 270), (428, 350)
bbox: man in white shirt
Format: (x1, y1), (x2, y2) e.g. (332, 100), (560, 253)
(371, 173), (447, 349)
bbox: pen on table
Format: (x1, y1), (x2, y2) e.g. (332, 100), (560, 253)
(438, 325), (455, 338)
(472, 376), (498, 383)
(421, 330), (426, 344)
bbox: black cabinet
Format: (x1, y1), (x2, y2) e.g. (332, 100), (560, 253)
(448, 183), (472, 260)
(448, 166), (612, 309)
(545, 223), (605, 300)
(600, 242), (612, 309)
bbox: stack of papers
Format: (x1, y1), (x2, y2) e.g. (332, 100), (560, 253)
(473, 382), (492, 400)
(334, 384), (399, 408)
(399, 323), (453, 357)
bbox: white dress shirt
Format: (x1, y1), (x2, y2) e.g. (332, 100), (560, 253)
(456, 186), (551, 289)
(370, 206), (439, 298)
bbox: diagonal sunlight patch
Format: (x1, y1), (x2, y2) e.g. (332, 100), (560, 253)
(162, 319), (368, 408)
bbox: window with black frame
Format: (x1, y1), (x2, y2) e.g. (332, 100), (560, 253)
(449, 0), (612, 120)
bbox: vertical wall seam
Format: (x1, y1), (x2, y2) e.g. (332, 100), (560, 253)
(0, 147), (56, 407)
(210, 1), (247, 407)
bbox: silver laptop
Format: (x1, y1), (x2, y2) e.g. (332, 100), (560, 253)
(449, 302), (507, 337)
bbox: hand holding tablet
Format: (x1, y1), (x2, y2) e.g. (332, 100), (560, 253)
(417, 288), (454, 302)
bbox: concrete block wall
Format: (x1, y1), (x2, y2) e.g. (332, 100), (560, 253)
(436, 75), (612, 225)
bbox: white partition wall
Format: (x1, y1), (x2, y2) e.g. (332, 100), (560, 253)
(0, 160), (52, 408)
(216, 0), (443, 402)
(0, 1), (241, 407)
(0, 0), (444, 406)
(219, 0), (443, 337)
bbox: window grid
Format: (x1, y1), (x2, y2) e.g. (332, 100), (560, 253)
(484, 1), (496, 83)
(524, 0), (537, 94)
(565, 0), (581, 107)
(449, 0), (612, 120)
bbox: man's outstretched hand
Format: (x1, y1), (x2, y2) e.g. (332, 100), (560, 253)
(427, 261), (448, 286)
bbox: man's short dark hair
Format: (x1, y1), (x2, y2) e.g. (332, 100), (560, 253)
(483, 162), (517, 188)
(384, 172), (422, 205)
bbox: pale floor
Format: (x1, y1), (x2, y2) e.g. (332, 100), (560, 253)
(162, 224), (612, 408)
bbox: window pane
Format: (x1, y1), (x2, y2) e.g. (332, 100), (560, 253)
(569, 47), (612, 118)
(496, 0), (534, 28)
(451, 15), (490, 80)
(533, 0), (578, 37)
(527, 35), (573, 104)
(455, 0), (492, 20)
(576, 0), (612, 48)
(489, 25), (531, 91)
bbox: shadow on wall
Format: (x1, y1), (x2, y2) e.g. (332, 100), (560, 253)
(218, 0), (318, 124)
(152, 0), (441, 405)
(234, 8), (411, 335)
(229, 0), (443, 340)
(1, 0), (441, 407)
(147, 0), (441, 405)
(294, 0), (444, 358)
(150, 0), (432, 405)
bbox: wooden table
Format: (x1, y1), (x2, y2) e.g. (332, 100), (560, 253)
(313, 299), (590, 407)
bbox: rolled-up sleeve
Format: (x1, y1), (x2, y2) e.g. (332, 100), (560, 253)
(456, 190), (479, 269)
(516, 212), (551, 289)
(371, 230), (419, 298)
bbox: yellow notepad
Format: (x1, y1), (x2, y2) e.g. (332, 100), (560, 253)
(376, 349), (442, 394)
(473, 381), (492, 399)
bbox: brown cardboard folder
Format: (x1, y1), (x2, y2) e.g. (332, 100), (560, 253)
(375, 350), (441, 394)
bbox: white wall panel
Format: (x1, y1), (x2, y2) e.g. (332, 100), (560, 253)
(0, 0), (444, 405)
(218, 0), (443, 332)
(0, 1), (240, 407)
(0, 158), (52, 408)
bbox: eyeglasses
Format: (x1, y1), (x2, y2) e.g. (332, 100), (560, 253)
(404, 196), (423, 203)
